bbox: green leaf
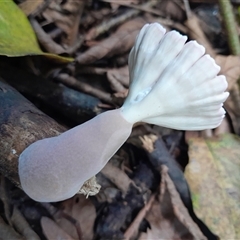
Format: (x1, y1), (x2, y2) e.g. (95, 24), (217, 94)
(185, 134), (240, 239)
(0, 0), (73, 63)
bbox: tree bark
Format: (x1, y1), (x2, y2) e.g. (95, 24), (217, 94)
(0, 79), (66, 188)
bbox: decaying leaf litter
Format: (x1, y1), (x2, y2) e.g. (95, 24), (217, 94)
(0, 0), (240, 239)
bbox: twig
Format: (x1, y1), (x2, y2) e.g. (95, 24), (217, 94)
(101, 0), (165, 17)
(183, 0), (192, 19)
(85, 8), (138, 41)
(32, 0), (54, 17)
(218, 0), (240, 55)
(48, 28), (62, 39)
(57, 73), (113, 104)
(75, 67), (108, 75)
(107, 70), (127, 92)
(85, 1), (159, 41)
(77, 18), (146, 64)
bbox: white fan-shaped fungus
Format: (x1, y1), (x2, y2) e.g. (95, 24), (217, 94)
(19, 23), (229, 202)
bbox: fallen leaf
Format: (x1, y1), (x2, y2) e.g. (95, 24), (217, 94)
(30, 17), (67, 55)
(0, 0), (72, 63)
(76, 18), (146, 64)
(185, 134), (240, 239)
(53, 216), (79, 240)
(139, 166), (206, 240)
(215, 55), (240, 90)
(185, 14), (216, 57)
(18, 0), (44, 16)
(102, 0), (141, 12)
(60, 195), (96, 240)
(43, 0), (84, 47)
(101, 162), (133, 195)
(41, 216), (75, 240)
(159, 0), (186, 22)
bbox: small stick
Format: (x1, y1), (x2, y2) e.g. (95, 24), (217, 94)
(183, 0), (192, 19)
(85, 1), (159, 40)
(57, 73), (114, 104)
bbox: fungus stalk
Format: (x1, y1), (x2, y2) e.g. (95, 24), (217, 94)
(19, 23), (229, 202)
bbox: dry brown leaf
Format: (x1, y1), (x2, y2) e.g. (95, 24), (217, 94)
(76, 18), (146, 64)
(214, 55), (240, 133)
(30, 18), (66, 54)
(139, 166), (206, 240)
(41, 216), (75, 240)
(158, 0), (185, 22)
(18, 0), (44, 16)
(53, 216), (79, 240)
(107, 0), (139, 12)
(185, 14), (216, 57)
(60, 195), (96, 239)
(215, 55), (240, 90)
(85, 1), (158, 41)
(101, 162), (133, 194)
(43, 0), (84, 46)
